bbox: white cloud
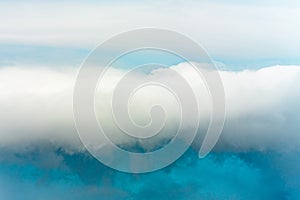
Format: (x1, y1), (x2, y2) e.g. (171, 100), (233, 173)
(0, 1), (299, 60)
(0, 64), (299, 153)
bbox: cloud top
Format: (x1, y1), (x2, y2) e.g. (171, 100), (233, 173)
(0, 64), (299, 153)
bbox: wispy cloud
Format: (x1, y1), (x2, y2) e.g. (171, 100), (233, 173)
(0, 1), (299, 63)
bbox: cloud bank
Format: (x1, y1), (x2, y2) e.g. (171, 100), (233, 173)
(0, 64), (299, 153)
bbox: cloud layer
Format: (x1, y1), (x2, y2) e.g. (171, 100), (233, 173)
(0, 64), (299, 153)
(0, 1), (299, 62)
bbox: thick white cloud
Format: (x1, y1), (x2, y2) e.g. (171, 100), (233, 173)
(218, 66), (300, 152)
(0, 64), (299, 153)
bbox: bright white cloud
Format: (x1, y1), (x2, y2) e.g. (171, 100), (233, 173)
(0, 64), (299, 153)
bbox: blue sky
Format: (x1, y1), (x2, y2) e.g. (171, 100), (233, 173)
(1, 43), (300, 70)
(0, 0), (300, 199)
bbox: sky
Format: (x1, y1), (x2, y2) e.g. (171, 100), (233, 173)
(1, 0), (300, 68)
(0, 0), (300, 199)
